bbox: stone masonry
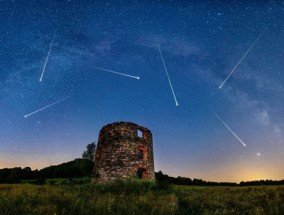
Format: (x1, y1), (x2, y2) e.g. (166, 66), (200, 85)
(93, 122), (155, 182)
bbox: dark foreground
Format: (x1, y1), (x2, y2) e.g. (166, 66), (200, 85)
(0, 180), (283, 215)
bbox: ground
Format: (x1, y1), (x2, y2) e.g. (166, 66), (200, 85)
(0, 180), (283, 215)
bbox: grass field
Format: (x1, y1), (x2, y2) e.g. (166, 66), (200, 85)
(0, 180), (283, 215)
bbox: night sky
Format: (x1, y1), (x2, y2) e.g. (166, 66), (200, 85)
(0, 0), (283, 182)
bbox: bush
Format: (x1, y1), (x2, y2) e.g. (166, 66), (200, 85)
(0, 183), (283, 215)
(94, 178), (162, 194)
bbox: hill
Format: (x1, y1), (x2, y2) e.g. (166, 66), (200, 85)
(0, 159), (93, 183)
(0, 159), (284, 186)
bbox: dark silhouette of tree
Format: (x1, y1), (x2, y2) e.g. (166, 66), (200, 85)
(82, 141), (96, 161)
(39, 158), (94, 179)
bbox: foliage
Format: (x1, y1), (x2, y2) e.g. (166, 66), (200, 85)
(93, 178), (172, 194)
(155, 171), (284, 186)
(0, 159), (94, 183)
(39, 159), (94, 179)
(82, 142), (96, 161)
(0, 183), (283, 215)
(0, 167), (33, 183)
(1, 166), (284, 187)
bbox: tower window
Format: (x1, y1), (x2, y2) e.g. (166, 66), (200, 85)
(137, 168), (146, 179)
(96, 149), (103, 160)
(137, 150), (144, 160)
(137, 129), (143, 138)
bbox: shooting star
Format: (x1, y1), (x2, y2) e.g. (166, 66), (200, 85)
(211, 110), (247, 147)
(24, 97), (68, 118)
(39, 34), (55, 82)
(91, 66), (140, 80)
(155, 35), (179, 106)
(219, 29), (266, 89)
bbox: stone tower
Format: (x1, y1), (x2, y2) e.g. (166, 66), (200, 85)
(93, 122), (155, 182)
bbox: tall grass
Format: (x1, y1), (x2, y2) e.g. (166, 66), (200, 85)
(0, 180), (283, 215)
(174, 185), (284, 214)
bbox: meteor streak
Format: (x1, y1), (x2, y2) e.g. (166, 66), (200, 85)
(39, 34), (55, 82)
(211, 110), (246, 147)
(24, 97), (68, 118)
(154, 35), (179, 106)
(219, 29), (266, 89)
(91, 66), (140, 80)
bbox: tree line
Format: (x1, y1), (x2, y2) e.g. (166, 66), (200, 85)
(155, 171), (284, 186)
(0, 142), (283, 186)
(0, 142), (96, 184)
(1, 164), (283, 186)
(0, 159), (94, 183)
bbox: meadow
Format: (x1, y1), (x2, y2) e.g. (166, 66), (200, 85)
(0, 179), (283, 215)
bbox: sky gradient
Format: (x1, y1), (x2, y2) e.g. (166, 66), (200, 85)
(0, 0), (284, 182)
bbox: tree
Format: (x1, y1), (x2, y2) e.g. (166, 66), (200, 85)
(82, 141), (96, 161)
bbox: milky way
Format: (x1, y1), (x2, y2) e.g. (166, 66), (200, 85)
(0, 1), (283, 182)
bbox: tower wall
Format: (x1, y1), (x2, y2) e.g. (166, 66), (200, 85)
(93, 122), (155, 182)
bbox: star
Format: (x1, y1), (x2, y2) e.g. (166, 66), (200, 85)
(0, 0), (283, 183)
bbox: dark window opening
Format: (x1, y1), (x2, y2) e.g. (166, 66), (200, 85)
(95, 149), (102, 160)
(137, 168), (146, 179)
(137, 149), (144, 160)
(95, 153), (100, 160)
(137, 129), (143, 138)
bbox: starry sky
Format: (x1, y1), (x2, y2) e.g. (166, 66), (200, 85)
(0, 0), (283, 182)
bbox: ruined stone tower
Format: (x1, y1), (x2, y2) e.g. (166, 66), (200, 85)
(93, 122), (155, 182)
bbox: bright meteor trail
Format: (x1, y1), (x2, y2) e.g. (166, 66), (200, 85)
(91, 66), (140, 80)
(39, 34), (55, 82)
(211, 110), (247, 147)
(155, 35), (179, 106)
(24, 97), (68, 118)
(219, 29), (266, 89)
